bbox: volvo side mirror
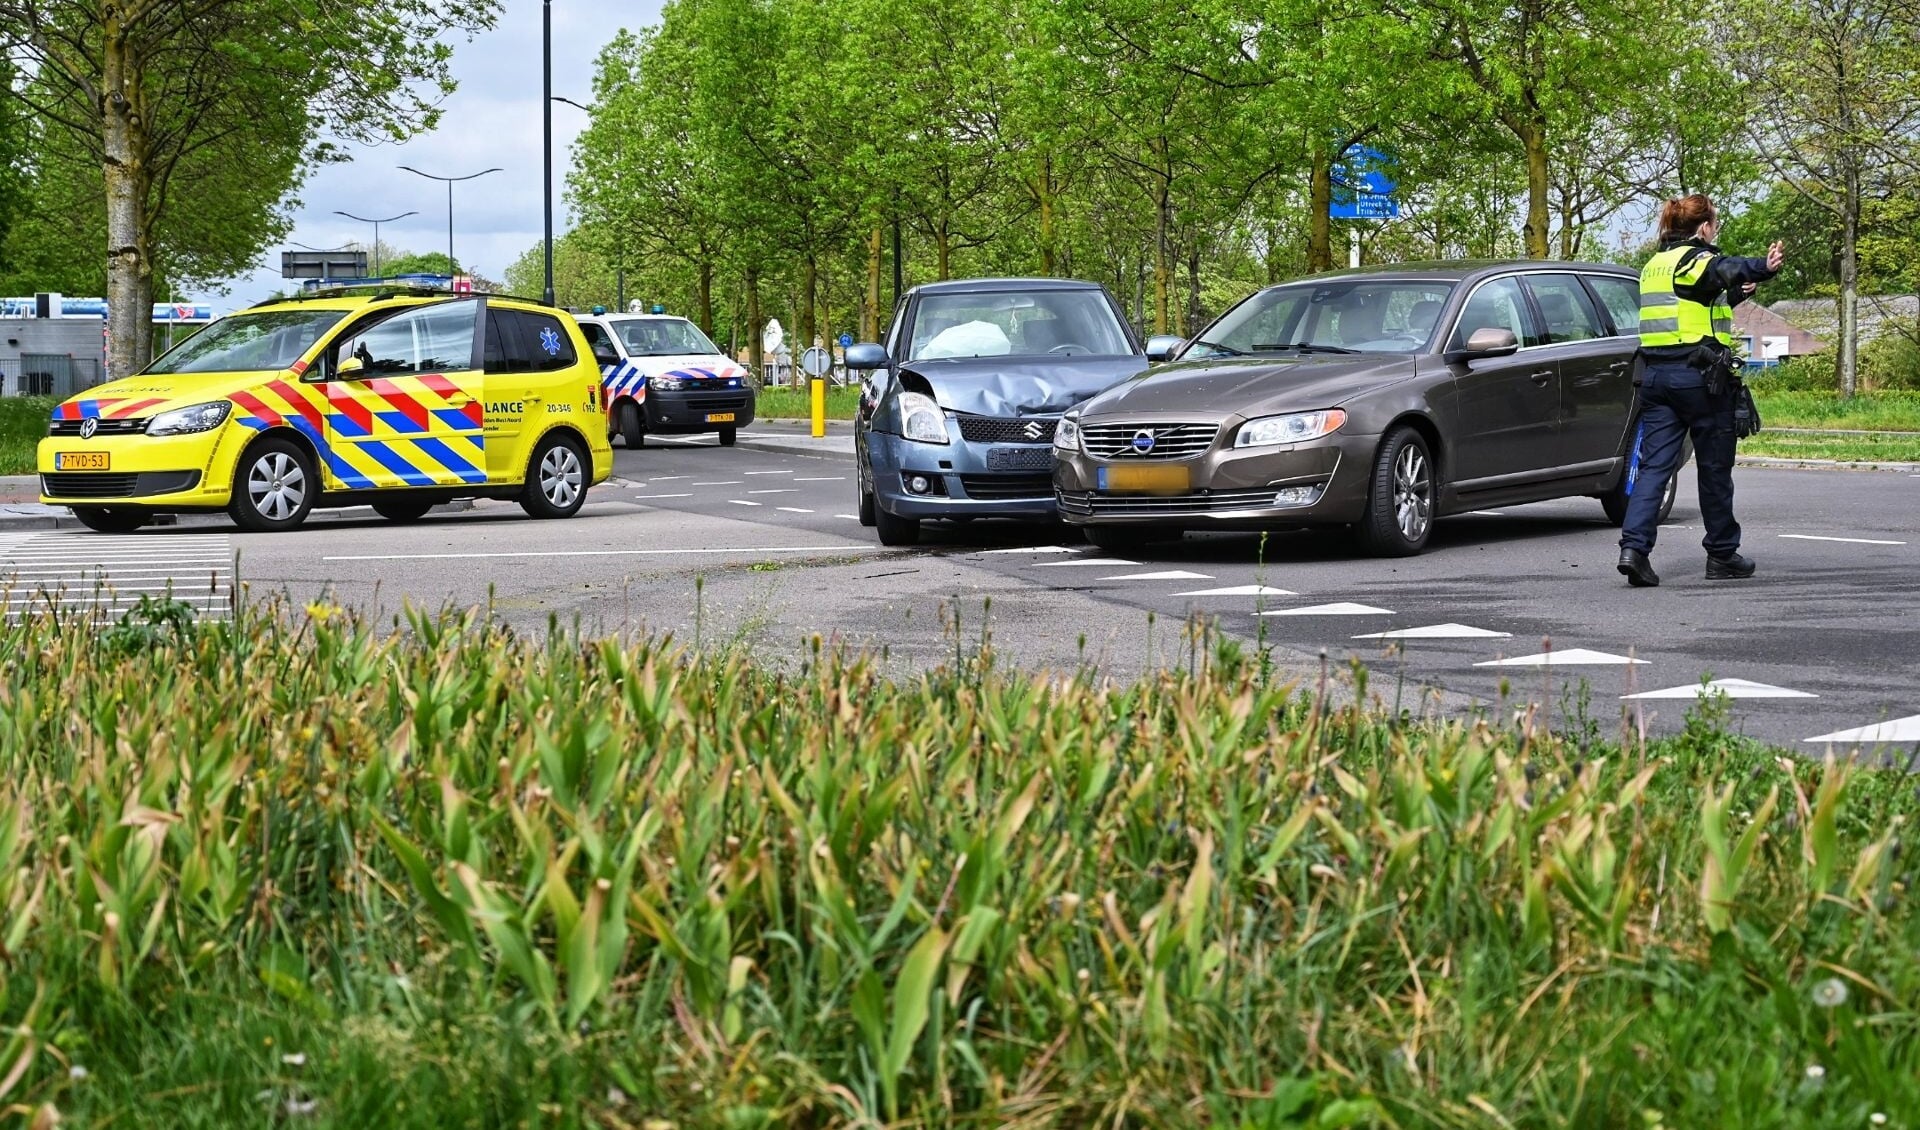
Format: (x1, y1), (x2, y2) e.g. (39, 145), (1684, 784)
(844, 342), (891, 370)
(1445, 327), (1519, 363)
(1145, 334), (1186, 362)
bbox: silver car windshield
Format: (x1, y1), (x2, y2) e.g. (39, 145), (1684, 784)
(144, 309), (349, 375)
(611, 317), (721, 357)
(907, 290), (1131, 361)
(1188, 280), (1456, 358)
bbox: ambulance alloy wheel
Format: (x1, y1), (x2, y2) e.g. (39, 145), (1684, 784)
(521, 432), (588, 519)
(229, 436), (316, 532)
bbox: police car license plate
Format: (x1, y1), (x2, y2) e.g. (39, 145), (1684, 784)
(705, 412), (736, 423)
(55, 452), (110, 471)
(1099, 464), (1188, 494)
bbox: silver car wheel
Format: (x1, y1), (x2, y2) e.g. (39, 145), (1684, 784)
(540, 444), (583, 508)
(248, 451), (306, 522)
(1393, 444), (1431, 542)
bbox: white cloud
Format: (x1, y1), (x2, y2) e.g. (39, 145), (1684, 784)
(188, 0), (664, 308)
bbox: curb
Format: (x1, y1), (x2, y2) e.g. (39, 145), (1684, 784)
(1736, 456), (1920, 472)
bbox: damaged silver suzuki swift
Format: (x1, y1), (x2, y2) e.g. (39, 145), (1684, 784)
(847, 278), (1159, 546)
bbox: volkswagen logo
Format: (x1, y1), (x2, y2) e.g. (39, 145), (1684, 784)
(1131, 429), (1156, 455)
(79, 417), (98, 439)
(1022, 420), (1044, 441)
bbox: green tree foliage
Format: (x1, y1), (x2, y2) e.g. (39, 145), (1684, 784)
(504, 232), (618, 310)
(0, 0), (499, 378)
(380, 251), (460, 278)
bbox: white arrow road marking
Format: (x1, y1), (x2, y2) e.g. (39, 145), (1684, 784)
(977, 545), (1082, 555)
(1475, 648), (1647, 667)
(1174, 584), (1296, 596)
(1098, 570), (1214, 581)
(1624, 677), (1818, 700)
(1804, 714), (1920, 744)
(776, 507), (814, 514)
(1258, 602), (1392, 616)
(728, 499), (762, 507)
(1031, 558), (1139, 568)
(1779, 534), (1906, 546)
(1354, 623), (1512, 640)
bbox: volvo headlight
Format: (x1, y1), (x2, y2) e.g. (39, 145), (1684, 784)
(650, 375), (685, 391)
(1234, 410), (1346, 448)
(1054, 413), (1082, 452)
(145, 400), (232, 437)
(898, 391), (948, 444)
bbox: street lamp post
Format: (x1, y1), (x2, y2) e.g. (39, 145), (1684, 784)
(551, 94), (605, 310)
(332, 210), (418, 277)
(543, 0), (555, 306)
(398, 165), (502, 280)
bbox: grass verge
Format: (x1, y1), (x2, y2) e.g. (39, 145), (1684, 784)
(1, 599), (1917, 1127)
(755, 384), (860, 421)
(0, 395), (54, 475)
(1740, 391), (1920, 462)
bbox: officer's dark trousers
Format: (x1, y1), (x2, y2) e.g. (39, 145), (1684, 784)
(1619, 359), (1740, 558)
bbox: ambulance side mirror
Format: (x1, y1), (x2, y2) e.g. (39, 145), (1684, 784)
(335, 355), (367, 379)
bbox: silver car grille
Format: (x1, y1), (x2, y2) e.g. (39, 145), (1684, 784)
(1056, 488), (1282, 515)
(1079, 422), (1218, 460)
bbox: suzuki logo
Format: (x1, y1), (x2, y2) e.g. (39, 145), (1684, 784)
(1023, 420), (1044, 440)
(79, 417), (98, 439)
(1131, 429), (1156, 454)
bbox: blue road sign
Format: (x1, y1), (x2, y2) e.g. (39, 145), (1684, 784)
(1330, 144), (1399, 220)
(839, 332), (853, 348)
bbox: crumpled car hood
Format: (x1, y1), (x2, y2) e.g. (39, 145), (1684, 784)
(901, 356), (1149, 416)
(1082, 354), (1416, 417)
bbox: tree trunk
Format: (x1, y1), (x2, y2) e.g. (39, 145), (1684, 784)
(1265, 220), (1282, 284)
(1037, 151), (1056, 276)
(1153, 183), (1171, 334)
(697, 259), (714, 339)
(864, 226), (881, 341)
(746, 265), (763, 379)
(935, 220), (951, 281)
(801, 256), (818, 388)
(1838, 165), (1860, 398)
(1184, 243), (1202, 337)
(102, 14), (152, 379)
(1307, 147), (1333, 273)
(1520, 118), (1550, 259)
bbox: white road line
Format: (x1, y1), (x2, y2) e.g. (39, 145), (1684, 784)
(2, 567), (232, 576)
(795, 477), (846, 482)
(728, 499), (762, 507)
(977, 545), (1082, 555)
(745, 470), (793, 475)
(1031, 558), (1137, 568)
(1098, 570), (1214, 581)
(650, 476), (688, 481)
(630, 493), (693, 500)
(1778, 534), (1907, 546)
(324, 545), (876, 562)
(693, 481), (744, 487)
(1475, 648), (1646, 667)
(1805, 715), (1920, 744)
(1258, 602), (1392, 617)
(835, 513), (860, 520)
(0, 558), (233, 568)
(777, 507), (815, 514)
(1175, 585), (1294, 596)
(1354, 623), (1511, 640)
(748, 489), (798, 495)
(1463, 510), (1506, 517)
(1624, 678), (1817, 700)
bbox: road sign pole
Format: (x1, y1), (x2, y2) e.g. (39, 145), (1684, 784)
(811, 376), (826, 438)
(1350, 226), (1361, 269)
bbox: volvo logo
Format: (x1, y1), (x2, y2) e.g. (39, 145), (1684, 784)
(1022, 420), (1044, 440)
(78, 417), (98, 439)
(1131, 429), (1156, 454)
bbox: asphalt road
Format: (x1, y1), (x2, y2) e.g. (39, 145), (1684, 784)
(2, 427), (1915, 757)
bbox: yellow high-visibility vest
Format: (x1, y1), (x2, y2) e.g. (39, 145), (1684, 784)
(1639, 245), (1734, 348)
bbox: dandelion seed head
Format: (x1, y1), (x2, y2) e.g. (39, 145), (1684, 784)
(1811, 978), (1849, 1008)
(281, 1053), (306, 1067)
(1806, 1064), (1826, 1081)
(1870, 1114), (1887, 1126)
(68, 1065), (88, 1080)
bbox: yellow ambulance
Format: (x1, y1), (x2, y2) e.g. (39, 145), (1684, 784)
(38, 288), (615, 532)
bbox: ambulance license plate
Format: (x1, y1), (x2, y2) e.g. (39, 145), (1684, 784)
(55, 452), (111, 471)
(705, 412), (736, 423)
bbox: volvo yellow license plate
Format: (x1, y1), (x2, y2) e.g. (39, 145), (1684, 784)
(55, 452), (110, 471)
(705, 412), (736, 423)
(1098, 464), (1189, 494)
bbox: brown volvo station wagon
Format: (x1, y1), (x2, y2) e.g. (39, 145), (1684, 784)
(1053, 261), (1681, 556)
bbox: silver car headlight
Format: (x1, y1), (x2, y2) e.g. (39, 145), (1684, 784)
(1054, 413), (1082, 452)
(1234, 410), (1347, 448)
(145, 400), (232, 437)
(650, 375), (685, 391)
(899, 391), (949, 445)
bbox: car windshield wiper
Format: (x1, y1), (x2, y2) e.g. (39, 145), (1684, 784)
(1252, 342), (1360, 355)
(1187, 338), (1243, 356)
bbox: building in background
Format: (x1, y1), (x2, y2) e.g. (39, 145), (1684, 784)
(1731, 302), (1827, 367)
(0, 294), (215, 395)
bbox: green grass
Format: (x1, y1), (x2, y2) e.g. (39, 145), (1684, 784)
(755, 384), (860, 420)
(2, 597), (1917, 1126)
(0, 395), (54, 475)
(1748, 389), (1920, 432)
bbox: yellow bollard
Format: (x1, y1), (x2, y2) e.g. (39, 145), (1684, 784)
(810, 376), (826, 438)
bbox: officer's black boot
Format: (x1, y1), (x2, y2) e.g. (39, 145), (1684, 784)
(1705, 552), (1756, 580)
(1618, 548), (1659, 588)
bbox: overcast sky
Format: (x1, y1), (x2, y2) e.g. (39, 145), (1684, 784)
(187, 0), (665, 309)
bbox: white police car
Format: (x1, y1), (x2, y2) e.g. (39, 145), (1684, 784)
(573, 309), (756, 447)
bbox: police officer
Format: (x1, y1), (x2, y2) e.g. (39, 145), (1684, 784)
(1617, 194), (1784, 588)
